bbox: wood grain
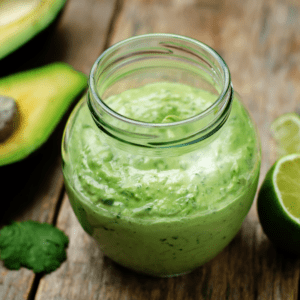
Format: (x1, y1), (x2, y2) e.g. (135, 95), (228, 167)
(0, 124), (65, 300)
(0, 0), (117, 299)
(43, 0), (119, 75)
(34, 0), (300, 299)
(1, 0), (300, 299)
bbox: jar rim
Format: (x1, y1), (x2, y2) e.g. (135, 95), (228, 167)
(89, 33), (231, 128)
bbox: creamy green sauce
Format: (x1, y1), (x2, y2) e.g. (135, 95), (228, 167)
(105, 82), (216, 123)
(67, 82), (257, 219)
(64, 82), (260, 276)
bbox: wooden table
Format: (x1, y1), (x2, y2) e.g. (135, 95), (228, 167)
(1, 0), (300, 299)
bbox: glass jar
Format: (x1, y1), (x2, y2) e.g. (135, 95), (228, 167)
(62, 34), (261, 277)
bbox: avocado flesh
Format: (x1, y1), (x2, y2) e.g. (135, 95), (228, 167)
(0, 0), (67, 60)
(0, 63), (87, 166)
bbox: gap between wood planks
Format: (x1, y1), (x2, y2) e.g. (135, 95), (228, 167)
(103, 0), (124, 51)
(23, 0), (300, 298)
(24, 1), (123, 299)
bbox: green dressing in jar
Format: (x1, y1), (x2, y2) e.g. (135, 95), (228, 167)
(62, 34), (261, 277)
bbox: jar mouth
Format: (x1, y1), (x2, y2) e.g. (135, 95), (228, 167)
(89, 33), (231, 128)
(88, 33), (233, 152)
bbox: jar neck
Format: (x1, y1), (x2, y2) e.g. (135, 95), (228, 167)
(88, 34), (233, 156)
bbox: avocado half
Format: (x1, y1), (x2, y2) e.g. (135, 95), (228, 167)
(0, 0), (67, 60)
(0, 63), (87, 166)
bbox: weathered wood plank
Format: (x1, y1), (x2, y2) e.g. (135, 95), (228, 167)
(37, 198), (299, 300)
(30, 0), (300, 299)
(43, 0), (119, 75)
(110, 0), (300, 298)
(0, 120), (65, 300)
(36, 195), (233, 300)
(0, 0), (117, 299)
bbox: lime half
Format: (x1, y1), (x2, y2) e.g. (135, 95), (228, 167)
(271, 112), (300, 156)
(257, 153), (300, 254)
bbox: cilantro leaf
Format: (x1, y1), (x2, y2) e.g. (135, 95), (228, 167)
(0, 221), (69, 273)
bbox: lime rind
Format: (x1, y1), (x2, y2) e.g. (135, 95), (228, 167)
(272, 153), (300, 225)
(257, 156), (300, 255)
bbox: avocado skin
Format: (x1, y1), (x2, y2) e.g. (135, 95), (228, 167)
(0, 0), (67, 77)
(0, 12), (62, 78)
